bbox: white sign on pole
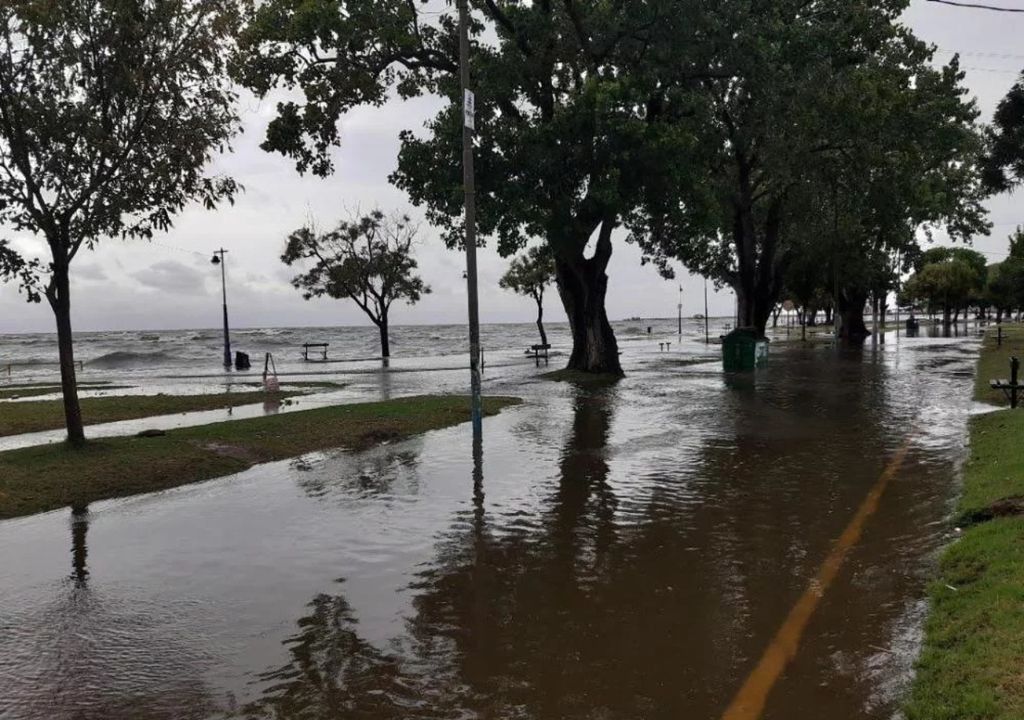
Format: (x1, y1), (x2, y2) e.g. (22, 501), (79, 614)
(464, 89), (476, 131)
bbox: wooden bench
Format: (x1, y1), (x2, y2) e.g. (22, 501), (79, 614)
(302, 343), (329, 362)
(527, 344), (551, 367)
(991, 356), (1022, 408)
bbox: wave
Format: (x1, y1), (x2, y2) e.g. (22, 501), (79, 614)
(86, 350), (178, 369)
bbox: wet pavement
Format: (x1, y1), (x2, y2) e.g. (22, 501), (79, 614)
(0, 329), (984, 719)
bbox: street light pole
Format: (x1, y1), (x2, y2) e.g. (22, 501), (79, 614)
(458, 0), (483, 440)
(678, 284), (683, 336)
(704, 277), (710, 344)
(211, 249), (231, 369)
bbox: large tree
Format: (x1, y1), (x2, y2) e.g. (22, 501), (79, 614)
(499, 246), (555, 347)
(282, 210), (430, 358)
(903, 259), (979, 326)
(0, 0), (240, 444)
(234, 0), (706, 376)
(630, 0), (988, 338)
(983, 72), (1024, 193)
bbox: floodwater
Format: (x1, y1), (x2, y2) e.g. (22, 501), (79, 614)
(0, 328), (984, 719)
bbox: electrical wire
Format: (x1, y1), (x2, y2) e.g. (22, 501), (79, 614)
(925, 0), (1024, 12)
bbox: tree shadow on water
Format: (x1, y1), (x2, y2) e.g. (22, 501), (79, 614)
(238, 580), (415, 720)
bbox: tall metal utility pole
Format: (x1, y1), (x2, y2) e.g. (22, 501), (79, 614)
(458, 0), (483, 439)
(678, 284), (683, 336)
(211, 249), (231, 368)
(704, 277), (710, 344)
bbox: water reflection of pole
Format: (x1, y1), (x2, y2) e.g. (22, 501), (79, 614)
(71, 506), (89, 586)
(472, 432), (484, 530)
(458, 0), (483, 441)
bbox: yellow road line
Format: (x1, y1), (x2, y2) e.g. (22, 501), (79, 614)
(719, 442), (911, 720)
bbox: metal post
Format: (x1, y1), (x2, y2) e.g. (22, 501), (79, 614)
(458, 0), (483, 440)
(212, 249), (231, 369)
(1012, 356), (1020, 409)
(678, 284), (683, 336)
(704, 278), (710, 344)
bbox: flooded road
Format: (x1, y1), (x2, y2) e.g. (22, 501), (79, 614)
(0, 331), (982, 719)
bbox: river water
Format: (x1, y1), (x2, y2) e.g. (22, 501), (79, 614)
(0, 325), (983, 719)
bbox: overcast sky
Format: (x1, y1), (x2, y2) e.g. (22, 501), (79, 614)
(2, 0), (1023, 334)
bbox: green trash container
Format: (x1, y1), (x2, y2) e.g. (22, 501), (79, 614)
(722, 328), (769, 372)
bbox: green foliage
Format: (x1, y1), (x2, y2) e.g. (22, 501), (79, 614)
(282, 209), (430, 326)
(0, 239), (40, 301)
(903, 259), (979, 312)
(0, 0), (242, 296)
(499, 246), (554, 305)
(982, 72), (1024, 194)
(0, 0), (243, 441)
(629, 0), (988, 331)
(235, 0), (705, 372)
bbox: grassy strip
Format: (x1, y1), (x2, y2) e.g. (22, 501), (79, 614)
(905, 327), (1024, 720)
(0, 395), (519, 521)
(0, 384), (132, 401)
(0, 391), (299, 437)
(974, 323), (1024, 406)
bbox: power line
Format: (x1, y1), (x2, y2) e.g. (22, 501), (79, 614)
(926, 0), (1024, 12)
(935, 48), (1024, 60)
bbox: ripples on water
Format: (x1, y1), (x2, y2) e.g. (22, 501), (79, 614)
(0, 326), (983, 719)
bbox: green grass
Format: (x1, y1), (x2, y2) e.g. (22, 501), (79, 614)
(0, 395), (519, 520)
(905, 326), (1024, 720)
(956, 410), (1024, 520)
(974, 324), (1024, 405)
(0, 391), (298, 436)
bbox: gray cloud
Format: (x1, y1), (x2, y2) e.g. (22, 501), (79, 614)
(133, 260), (208, 295)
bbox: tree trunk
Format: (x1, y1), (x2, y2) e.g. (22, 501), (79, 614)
(378, 316), (390, 358)
(554, 229), (622, 376)
(839, 289), (869, 342)
(46, 265), (85, 445)
(943, 304), (952, 327)
(535, 296), (548, 347)
(730, 191), (783, 337)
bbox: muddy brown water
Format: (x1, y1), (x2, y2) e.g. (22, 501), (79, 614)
(0, 331), (984, 719)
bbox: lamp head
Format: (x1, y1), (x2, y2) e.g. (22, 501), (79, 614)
(211, 254), (221, 265)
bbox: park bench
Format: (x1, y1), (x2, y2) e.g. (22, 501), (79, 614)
(302, 343), (329, 362)
(990, 356), (1023, 408)
(527, 343), (551, 367)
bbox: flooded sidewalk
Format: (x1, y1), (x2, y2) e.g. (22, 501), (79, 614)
(0, 332), (982, 719)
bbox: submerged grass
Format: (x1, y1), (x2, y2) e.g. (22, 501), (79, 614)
(0, 382), (126, 401)
(539, 368), (623, 385)
(906, 326), (1024, 720)
(0, 391), (297, 437)
(0, 395), (519, 521)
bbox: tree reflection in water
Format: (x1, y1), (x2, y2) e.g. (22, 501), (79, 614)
(404, 386), (623, 719)
(240, 581), (416, 719)
(241, 388), (623, 719)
